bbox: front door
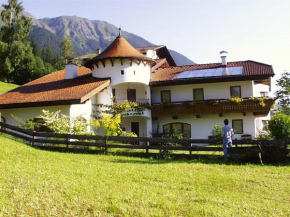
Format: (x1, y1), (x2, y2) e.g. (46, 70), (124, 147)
(131, 122), (139, 136)
(127, 89), (136, 102)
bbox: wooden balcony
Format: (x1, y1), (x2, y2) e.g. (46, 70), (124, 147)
(152, 98), (275, 117)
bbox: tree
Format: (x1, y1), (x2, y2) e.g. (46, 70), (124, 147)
(275, 72), (290, 115)
(1, 40), (37, 84)
(0, 0), (32, 44)
(0, 0), (37, 84)
(267, 114), (290, 140)
(61, 36), (73, 59)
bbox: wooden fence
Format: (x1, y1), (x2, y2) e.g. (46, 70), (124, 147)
(0, 122), (289, 158)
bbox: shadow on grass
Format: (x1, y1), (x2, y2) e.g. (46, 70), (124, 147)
(35, 145), (290, 166)
(107, 153), (290, 166)
(5, 135), (290, 167)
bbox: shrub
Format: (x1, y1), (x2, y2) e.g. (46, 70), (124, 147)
(268, 113), (290, 140)
(208, 99), (219, 106)
(13, 110), (90, 135)
(228, 97), (244, 104)
(211, 124), (222, 145)
(257, 130), (272, 140)
(188, 101), (196, 107)
(249, 96), (266, 107)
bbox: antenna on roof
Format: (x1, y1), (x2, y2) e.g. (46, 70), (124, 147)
(118, 26), (122, 37)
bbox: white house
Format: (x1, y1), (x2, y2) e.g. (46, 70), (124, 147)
(0, 33), (275, 139)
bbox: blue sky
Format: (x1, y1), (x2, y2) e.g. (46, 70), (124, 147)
(1, 0), (290, 85)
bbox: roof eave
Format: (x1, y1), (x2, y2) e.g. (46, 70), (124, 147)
(150, 74), (274, 87)
(84, 56), (156, 69)
(0, 99), (82, 110)
(80, 79), (111, 103)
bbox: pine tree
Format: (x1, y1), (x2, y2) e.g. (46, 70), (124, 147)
(61, 36), (74, 59)
(276, 72), (290, 115)
(0, 0), (37, 84)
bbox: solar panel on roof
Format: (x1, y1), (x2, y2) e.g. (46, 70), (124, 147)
(175, 66), (243, 80)
(214, 68), (224, 76)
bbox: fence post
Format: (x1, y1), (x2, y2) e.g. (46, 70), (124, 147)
(32, 131), (35, 146)
(104, 137), (108, 154)
(189, 141), (192, 156)
(235, 138), (238, 147)
(146, 138), (149, 154)
(66, 135), (69, 148)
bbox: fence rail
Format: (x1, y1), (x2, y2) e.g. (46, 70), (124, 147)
(0, 122), (289, 157)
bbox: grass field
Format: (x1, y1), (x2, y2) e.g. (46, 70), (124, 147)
(0, 136), (289, 216)
(0, 81), (18, 94)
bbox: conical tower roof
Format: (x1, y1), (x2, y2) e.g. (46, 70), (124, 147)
(84, 35), (155, 69)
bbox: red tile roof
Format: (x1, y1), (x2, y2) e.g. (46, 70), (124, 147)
(150, 60), (274, 84)
(0, 67), (110, 109)
(85, 36), (155, 69)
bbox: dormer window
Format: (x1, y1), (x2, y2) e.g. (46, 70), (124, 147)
(121, 70), (124, 75)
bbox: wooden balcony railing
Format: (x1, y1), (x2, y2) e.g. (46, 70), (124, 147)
(152, 98), (275, 117)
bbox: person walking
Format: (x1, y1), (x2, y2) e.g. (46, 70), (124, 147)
(222, 119), (234, 161)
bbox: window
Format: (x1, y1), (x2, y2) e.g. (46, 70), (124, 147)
(121, 70), (124, 75)
(260, 92), (268, 97)
(232, 119), (243, 134)
(127, 89), (136, 102)
(230, 86), (241, 98)
(161, 90), (171, 103)
(163, 123), (191, 138)
(193, 88), (204, 101)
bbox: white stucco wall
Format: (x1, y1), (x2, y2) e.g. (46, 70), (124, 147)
(92, 59), (151, 86)
(112, 83), (149, 103)
(145, 50), (158, 60)
(255, 112), (271, 136)
(252, 83), (270, 97)
(152, 113), (257, 140)
(152, 81), (253, 103)
(70, 100), (92, 123)
(0, 105), (70, 126)
(121, 116), (151, 137)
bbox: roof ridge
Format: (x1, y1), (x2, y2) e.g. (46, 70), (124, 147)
(158, 60), (273, 70)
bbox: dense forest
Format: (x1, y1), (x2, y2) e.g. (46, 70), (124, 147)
(0, 0), (72, 85)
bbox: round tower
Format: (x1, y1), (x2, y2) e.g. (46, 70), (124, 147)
(84, 32), (155, 86)
(84, 31), (155, 137)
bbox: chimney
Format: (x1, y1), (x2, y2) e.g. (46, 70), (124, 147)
(220, 51), (228, 75)
(96, 48), (101, 55)
(220, 51), (227, 66)
(65, 63), (78, 79)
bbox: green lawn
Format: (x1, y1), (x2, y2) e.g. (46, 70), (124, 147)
(0, 136), (289, 216)
(0, 81), (18, 94)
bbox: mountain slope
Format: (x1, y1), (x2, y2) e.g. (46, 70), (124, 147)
(0, 6), (195, 65)
(32, 16), (194, 65)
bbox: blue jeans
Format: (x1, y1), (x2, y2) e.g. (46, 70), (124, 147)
(223, 138), (232, 160)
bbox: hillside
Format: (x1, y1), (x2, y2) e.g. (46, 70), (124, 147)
(0, 6), (194, 65)
(0, 135), (289, 216)
(0, 82), (19, 94)
(0, 5), (194, 65)
(31, 16), (195, 65)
